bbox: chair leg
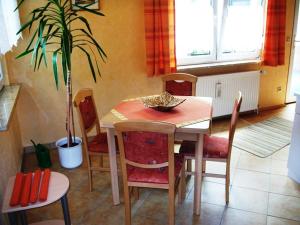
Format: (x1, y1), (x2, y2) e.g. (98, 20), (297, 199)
(187, 159), (192, 174)
(133, 187), (139, 200)
(225, 165), (230, 204)
(124, 186), (131, 225)
(87, 156), (93, 192)
(202, 160), (206, 173)
(168, 187), (175, 225)
(99, 155), (104, 169)
(178, 169), (185, 203)
(182, 158), (187, 200)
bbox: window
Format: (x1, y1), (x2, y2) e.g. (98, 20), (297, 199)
(0, 0), (21, 54)
(175, 0), (265, 66)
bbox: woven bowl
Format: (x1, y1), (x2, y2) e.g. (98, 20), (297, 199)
(141, 92), (186, 112)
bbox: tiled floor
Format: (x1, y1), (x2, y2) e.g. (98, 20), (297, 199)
(21, 104), (300, 225)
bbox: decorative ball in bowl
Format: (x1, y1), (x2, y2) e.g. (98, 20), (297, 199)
(141, 92), (186, 112)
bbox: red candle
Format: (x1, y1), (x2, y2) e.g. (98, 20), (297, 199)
(20, 173), (32, 207)
(39, 169), (51, 202)
(30, 169), (41, 203)
(9, 173), (24, 206)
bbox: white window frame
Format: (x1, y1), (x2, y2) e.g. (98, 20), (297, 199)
(176, 0), (266, 66)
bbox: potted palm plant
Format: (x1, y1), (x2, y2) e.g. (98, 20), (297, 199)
(16, 0), (106, 168)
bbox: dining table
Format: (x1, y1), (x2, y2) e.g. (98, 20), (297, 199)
(100, 95), (213, 216)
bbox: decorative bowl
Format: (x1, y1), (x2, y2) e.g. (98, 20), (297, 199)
(141, 92), (186, 112)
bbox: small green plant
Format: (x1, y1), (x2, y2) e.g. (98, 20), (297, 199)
(16, 0), (106, 147)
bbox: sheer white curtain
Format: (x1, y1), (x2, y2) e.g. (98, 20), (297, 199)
(0, 0), (21, 55)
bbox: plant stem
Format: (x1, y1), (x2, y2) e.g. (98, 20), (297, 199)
(66, 69), (72, 147)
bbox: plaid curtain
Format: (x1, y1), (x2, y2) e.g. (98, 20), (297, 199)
(263, 0), (286, 66)
(144, 0), (177, 76)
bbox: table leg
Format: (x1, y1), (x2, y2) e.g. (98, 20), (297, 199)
(19, 211), (28, 225)
(107, 128), (120, 205)
(7, 212), (18, 225)
(193, 134), (204, 215)
(61, 194), (71, 225)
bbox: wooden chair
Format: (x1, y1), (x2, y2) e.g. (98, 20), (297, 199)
(162, 73), (198, 96)
(179, 92), (242, 204)
(162, 73), (198, 172)
(114, 121), (185, 225)
(73, 88), (117, 192)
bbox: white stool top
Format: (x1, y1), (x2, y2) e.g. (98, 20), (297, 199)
(2, 172), (69, 213)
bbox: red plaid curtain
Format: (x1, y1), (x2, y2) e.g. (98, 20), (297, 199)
(144, 0), (177, 76)
(263, 0), (286, 66)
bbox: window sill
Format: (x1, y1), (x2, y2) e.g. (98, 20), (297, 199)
(177, 59), (262, 71)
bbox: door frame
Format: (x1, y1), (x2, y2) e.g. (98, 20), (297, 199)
(286, 0), (300, 103)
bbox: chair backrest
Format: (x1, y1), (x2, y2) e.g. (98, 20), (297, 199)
(162, 73), (198, 96)
(114, 121), (176, 186)
(73, 88), (101, 143)
(228, 92), (242, 155)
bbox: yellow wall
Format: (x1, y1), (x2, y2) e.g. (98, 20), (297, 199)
(0, 110), (22, 224)
(4, 0), (296, 146)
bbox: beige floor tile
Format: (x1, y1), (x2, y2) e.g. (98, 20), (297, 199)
(228, 186), (268, 214)
(233, 169), (270, 192)
(270, 174), (300, 198)
(205, 161), (226, 174)
(203, 162), (236, 185)
(230, 148), (242, 168)
(189, 181), (227, 206)
(176, 201), (225, 225)
(271, 146), (290, 161)
(133, 216), (166, 225)
(134, 189), (169, 221)
(237, 153), (271, 173)
(268, 193), (300, 221)
(221, 208), (267, 225)
(267, 216), (300, 225)
(271, 160), (288, 176)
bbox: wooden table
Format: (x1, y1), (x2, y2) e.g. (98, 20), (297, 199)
(2, 172), (71, 225)
(100, 96), (212, 215)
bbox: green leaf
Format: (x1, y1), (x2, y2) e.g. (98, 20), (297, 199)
(25, 29), (38, 51)
(41, 39), (48, 67)
(76, 45), (96, 82)
(79, 29), (107, 61)
(73, 4), (105, 16)
(61, 30), (71, 70)
(62, 51), (67, 85)
(37, 50), (44, 70)
(52, 49), (60, 89)
(16, 49), (34, 59)
(15, 0), (25, 11)
(77, 16), (92, 35)
(17, 17), (38, 35)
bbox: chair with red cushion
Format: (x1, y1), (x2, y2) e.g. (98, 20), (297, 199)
(74, 88), (118, 192)
(162, 73), (198, 96)
(162, 73), (198, 172)
(179, 92), (242, 204)
(114, 121), (185, 225)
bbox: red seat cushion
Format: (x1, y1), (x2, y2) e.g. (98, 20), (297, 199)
(127, 154), (184, 184)
(180, 135), (229, 158)
(87, 133), (117, 153)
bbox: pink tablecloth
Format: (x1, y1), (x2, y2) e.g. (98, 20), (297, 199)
(111, 96), (212, 127)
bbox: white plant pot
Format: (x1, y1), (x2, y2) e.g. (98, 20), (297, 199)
(56, 137), (83, 169)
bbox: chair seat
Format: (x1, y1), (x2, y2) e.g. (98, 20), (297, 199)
(88, 133), (119, 154)
(127, 154), (184, 184)
(179, 135), (229, 159)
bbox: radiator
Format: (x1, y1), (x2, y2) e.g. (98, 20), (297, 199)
(196, 71), (260, 117)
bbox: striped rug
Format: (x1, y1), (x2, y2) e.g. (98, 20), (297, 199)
(233, 117), (293, 158)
